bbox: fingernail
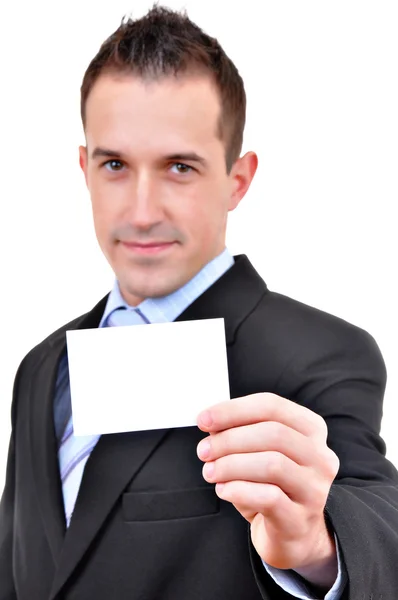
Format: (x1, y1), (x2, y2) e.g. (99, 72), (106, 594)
(204, 462), (215, 479)
(198, 439), (211, 460)
(199, 411), (213, 428)
(216, 483), (225, 495)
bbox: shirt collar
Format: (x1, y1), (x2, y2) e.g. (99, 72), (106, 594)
(99, 248), (234, 327)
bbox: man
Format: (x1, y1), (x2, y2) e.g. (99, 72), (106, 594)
(1, 5), (397, 600)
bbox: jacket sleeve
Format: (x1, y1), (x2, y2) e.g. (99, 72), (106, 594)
(248, 309), (398, 599)
(281, 324), (398, 598)
(0, 358), (26, 600)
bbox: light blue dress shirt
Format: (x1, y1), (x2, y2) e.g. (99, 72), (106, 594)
(55, 247), (345, 598)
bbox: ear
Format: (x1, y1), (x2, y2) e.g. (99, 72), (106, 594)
(79, 145), (89, 187)
(227, 151), (258, 212)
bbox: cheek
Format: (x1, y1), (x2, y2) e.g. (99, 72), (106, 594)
(177, 196), (226, 244)
(89, 194), (116, 252)
(90, 194), (106, 228)
(89, 178), (118, 224)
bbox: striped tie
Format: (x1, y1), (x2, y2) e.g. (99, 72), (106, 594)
(57, 307), (150, 526)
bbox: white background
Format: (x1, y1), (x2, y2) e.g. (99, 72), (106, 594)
(0, 1), (397, 490)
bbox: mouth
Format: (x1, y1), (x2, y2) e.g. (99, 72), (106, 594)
(120, 241), (177, 255)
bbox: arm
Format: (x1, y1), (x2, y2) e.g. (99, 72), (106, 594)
(277, 324), (398, 597)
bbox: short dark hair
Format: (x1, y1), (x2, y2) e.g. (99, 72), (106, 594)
(80, 5), (246, 172)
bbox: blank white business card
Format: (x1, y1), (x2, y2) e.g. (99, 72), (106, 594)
(66, 318), (230, 436)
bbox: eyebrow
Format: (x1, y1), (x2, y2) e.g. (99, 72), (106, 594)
(165, 153), (208, 167)
(91, 147), (208, 167)
(91, 147), (123, 160)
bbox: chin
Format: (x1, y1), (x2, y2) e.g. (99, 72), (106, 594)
(118, 258), (197, 301)
(122, 275), (183, 302)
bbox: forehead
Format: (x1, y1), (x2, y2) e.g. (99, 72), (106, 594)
(84, 73), (222, 154)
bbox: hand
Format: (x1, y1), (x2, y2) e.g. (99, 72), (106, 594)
(196, 393), (340, 589)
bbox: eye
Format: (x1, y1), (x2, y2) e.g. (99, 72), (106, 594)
(103, 159), (125, 172)
(170, 163), (193, 175)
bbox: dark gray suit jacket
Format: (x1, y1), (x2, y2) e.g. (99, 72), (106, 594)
(1, 255), (398, 599)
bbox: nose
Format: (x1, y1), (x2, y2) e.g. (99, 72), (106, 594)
(126, 171), (164, 230)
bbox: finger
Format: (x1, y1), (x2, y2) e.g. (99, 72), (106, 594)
(197, 421), (316, 466)
(217, 480), (309, 570)
(215, 480), (302, 534)
(203, 451), (319, 504)
(197, 393), (327, 441)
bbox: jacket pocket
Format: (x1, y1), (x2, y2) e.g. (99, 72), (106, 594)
(122, 486), (220, 521)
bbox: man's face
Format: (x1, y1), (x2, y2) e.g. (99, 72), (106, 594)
(80, 73), (257, 305)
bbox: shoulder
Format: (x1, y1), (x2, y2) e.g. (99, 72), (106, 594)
(241, 288), (385, 375)
(17, 292), (109, 371)
(256, 288), (371, 340)
(15, 311), (91, 377)
(8, 311), (92, 426)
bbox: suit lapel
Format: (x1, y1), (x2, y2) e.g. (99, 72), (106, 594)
(29, 295), (109, 564)
(175, 254), (268, 341)
(38, 255), (267, 596)
(49, 427), (170, 599)
(29, 342), (68, 563)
